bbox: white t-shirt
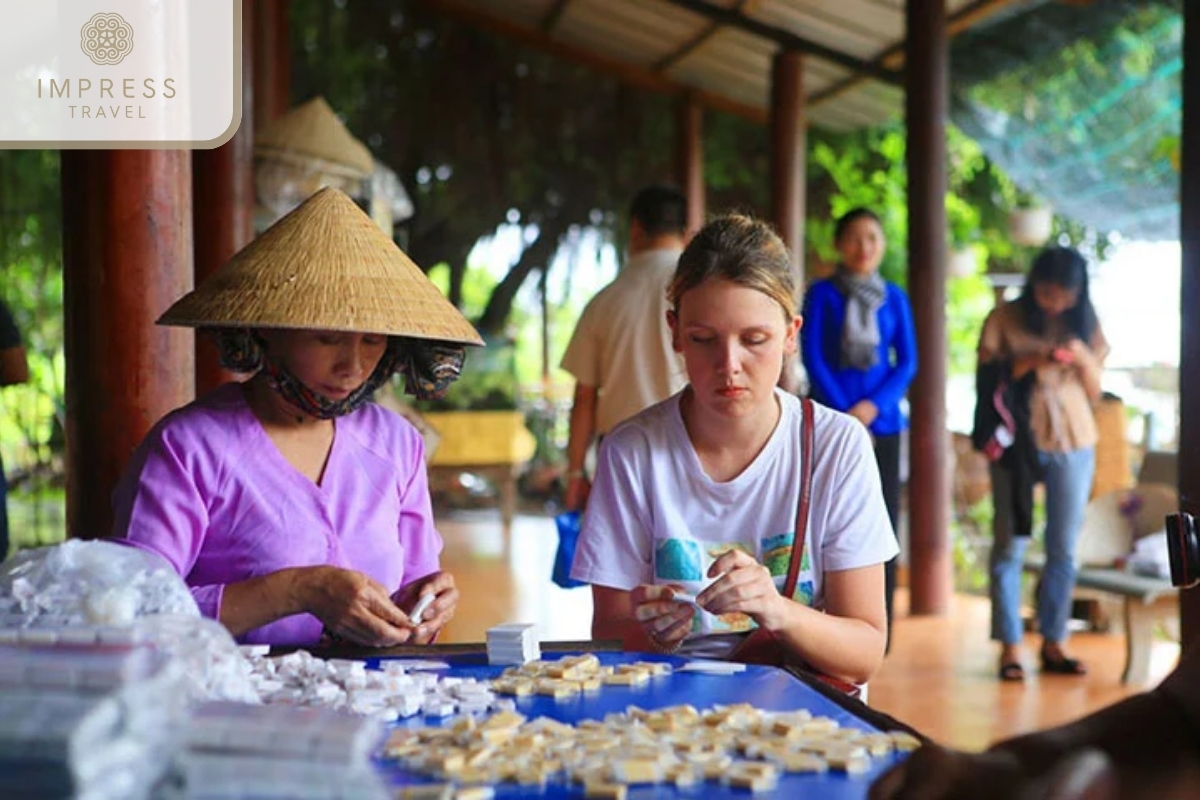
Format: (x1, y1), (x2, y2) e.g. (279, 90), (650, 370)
(560, 248), (687, 434)
(571, 389), (898, 656)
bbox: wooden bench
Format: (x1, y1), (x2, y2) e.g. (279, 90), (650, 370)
(1023, 556), (1177, 685)
(1021, 482), (1180, 686)
(422, 410), (537, 532)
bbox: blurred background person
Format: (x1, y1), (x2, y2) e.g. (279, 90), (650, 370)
(560, 184), (688, 511)
(801, 208), (916, 648)
(978, 246), (1106, 682)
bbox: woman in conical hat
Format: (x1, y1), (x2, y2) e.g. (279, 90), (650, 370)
(113, 187), (484, 648)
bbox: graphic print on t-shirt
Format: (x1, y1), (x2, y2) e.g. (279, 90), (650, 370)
(762, 532), (815, 607)
(653, 533), (814, 636)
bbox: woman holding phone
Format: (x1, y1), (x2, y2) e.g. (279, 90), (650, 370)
(978, 246), (1107, 682)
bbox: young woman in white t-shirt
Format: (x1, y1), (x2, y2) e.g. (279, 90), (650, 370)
(570, 214), (898, 686)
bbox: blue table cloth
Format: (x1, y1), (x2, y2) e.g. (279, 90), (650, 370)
(369, 652), (910, 799)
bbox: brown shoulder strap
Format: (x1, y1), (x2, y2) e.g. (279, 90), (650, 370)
(782, 398), (815, 598)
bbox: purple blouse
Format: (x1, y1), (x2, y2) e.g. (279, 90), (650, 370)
(113, 383), (443, 646)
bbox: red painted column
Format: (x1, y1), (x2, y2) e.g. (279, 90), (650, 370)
(770, 49), (807, 394)
(193, 0), (255, 394)
(254, 0), (291, 126)
(675, 92), (705, 239)
(1180, 1), (1200, 652)
(61, 151), (195, 539)
(905, 0), (953, 615)
(770, 49), (806, 287)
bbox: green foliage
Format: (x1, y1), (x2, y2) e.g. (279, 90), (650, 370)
(427, 260), (495, 322)
(1154, 134), (1181, 173)
(806, 126), (909, 285)
(0, 151), (65, 509)
(420, 364), (519, 412)
(946, 275), (995, 376)
(955, 4), (1180, 241)
(703, 112), (771, 214)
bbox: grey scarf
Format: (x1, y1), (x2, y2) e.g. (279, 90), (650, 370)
(832, 268), (887, 370)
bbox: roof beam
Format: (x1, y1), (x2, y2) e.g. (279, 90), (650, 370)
(539, 0), (573, 33)
(653, 0), (760, 73)
(420, 0), (768, 123)
(810, 0), (1022, 107)
(658, 0), (902, 85)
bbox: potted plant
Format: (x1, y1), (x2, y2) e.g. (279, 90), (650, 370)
(1008, 195), (1054, 247)
(947, 246), (979, 279)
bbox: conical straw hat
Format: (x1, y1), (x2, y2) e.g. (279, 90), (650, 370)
(158, 187), (483, 346)
(255, 97), (374, 179)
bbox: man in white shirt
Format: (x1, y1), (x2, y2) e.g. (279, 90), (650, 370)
(560, 185), (689, 510)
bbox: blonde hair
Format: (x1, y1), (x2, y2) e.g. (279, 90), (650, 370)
(668, 214), (796, 319)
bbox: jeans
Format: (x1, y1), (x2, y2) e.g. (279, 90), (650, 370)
(873, 434), (902, 650)
(989, 446), (1095, 645)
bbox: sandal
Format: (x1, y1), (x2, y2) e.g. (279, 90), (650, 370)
(1041, 653), (1087, 675)
(998, 662), (1025, 682)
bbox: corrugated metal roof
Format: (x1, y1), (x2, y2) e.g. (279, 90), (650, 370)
(557, 1), (703, 69)
(426, 0), (1008, 130)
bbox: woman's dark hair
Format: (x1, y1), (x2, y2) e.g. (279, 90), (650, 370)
(1017, 246), (1098, 341)
(833, 207), (884, 243)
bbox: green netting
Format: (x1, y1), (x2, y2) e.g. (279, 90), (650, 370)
(949, 0), (1181, 241)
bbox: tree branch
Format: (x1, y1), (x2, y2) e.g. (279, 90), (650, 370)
(476, 216), (567, 335)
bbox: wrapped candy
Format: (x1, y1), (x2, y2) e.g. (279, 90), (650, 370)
(0, 540), (199, 629)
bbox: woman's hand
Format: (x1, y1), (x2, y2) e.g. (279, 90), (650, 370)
(847, 400), (879, 427)
(630, 584), (695, 650)
(1058, 338), (1104, 400)
(1063, 338), (1090, 361)
(564, 475), (591, 512)
(297, 566), (415, 647)
(697, 549), (788, 631)
(392, 571), (459, 644)
(1060, 338), (1100, 373)
(870, 743), (1117, 800)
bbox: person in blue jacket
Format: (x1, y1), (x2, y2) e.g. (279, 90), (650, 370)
(802, 208), (917, 649)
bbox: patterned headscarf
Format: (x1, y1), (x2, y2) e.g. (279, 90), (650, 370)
(831, 267), (887, 370)
(211, 329), (465, 419)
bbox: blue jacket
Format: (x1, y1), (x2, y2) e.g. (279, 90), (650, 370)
(801, 278), (918, 437)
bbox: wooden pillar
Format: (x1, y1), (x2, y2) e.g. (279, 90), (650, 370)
(61, 152), (195, 539)
(770, 50), (806, 288)
(905, 0), (953, 615)
(1180, 1), (1200, 652)
(193, 0), (255, 394)
(675, 92), (705, 238)
(254, 0), (290, 125)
